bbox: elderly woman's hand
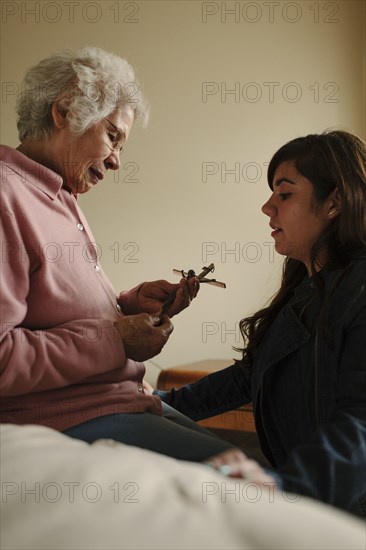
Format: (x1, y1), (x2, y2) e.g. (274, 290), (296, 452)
(114, 313), (173, 362)
(137, 277), (199, 317)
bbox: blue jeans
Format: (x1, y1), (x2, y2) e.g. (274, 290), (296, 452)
(63, 402), (234, 462)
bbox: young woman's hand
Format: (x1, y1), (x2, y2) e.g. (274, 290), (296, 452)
(205, 448), (277, 485)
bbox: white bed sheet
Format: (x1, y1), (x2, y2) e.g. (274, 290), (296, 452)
(1, 423), (365, 550)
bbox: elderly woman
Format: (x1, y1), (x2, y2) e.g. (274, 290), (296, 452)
(1, 47), (256, 467)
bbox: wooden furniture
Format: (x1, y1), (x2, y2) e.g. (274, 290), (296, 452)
(157, 359), (255, 433)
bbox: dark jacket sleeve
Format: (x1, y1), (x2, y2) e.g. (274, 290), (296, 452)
(154, 361), (252, 421)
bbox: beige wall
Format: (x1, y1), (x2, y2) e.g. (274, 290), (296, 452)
(1, 0), (365, 382)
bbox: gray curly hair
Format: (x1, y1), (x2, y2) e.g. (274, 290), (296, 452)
(16, 46), (149, 141)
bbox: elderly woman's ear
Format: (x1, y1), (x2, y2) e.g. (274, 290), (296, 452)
(51, 102), (68, 129)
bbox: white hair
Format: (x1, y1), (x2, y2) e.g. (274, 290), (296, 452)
(16, 46), (149, 141)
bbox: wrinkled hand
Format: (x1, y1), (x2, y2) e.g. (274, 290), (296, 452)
(137, 278), (199, 317)
(114, 313), (173, 362)
(205, 449), (277, 486)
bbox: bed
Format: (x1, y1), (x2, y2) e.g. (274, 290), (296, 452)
(1, 423), (364, 550)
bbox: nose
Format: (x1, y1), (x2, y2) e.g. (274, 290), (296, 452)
(261, 194), (275, 217)
(104, 150), (120, 171)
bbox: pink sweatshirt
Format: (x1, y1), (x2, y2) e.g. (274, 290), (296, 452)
(0, 145), (162, 430)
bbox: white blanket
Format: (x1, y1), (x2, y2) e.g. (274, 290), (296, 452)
(1, 424), (364, 550)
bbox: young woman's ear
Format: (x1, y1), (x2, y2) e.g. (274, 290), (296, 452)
(327, 188), (342, 219)
(51, 102), (68, 129)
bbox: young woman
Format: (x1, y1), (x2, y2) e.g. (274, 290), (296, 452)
(155, 131), (366, 517)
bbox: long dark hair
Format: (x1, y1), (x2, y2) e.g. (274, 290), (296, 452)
(238, 130), (366, 371)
